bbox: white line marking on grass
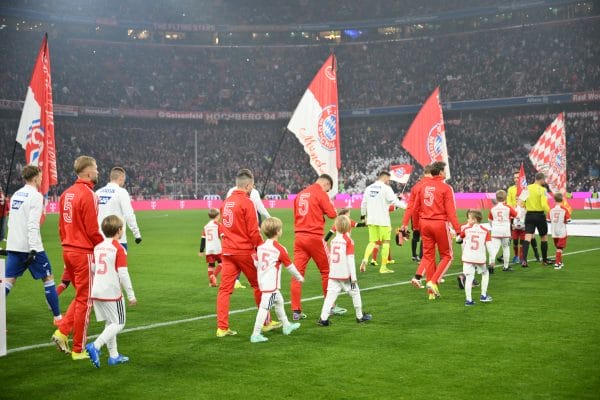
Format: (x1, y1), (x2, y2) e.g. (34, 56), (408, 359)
(8, 246), (600, 355)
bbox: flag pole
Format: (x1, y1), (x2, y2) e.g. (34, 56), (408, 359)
(0, 139), (19, 236)
(259, 126), (288, 197)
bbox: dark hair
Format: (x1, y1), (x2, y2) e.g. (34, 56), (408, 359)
(237, 168), (254, 180)
(535, 172), (545, 181)
(430, 161), (446, 176)
(553, 192), (563, 203)
(110, 166), (126, 181)
(378, 171), (391, 178)
(423, 164), (433, 174)
(318, 174), (333, 187)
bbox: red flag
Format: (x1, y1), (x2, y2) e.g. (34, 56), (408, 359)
(516, 162), (527, 197)
(401, 87), (450, 178)
(287, 54), (340, 194)
(16, 34), (57, 195)
(528, 113), (566, 195)
(389, 164), (413, 184)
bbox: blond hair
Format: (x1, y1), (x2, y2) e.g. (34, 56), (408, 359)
(261, 217), (282, 239)
(334, 215), (351, 234)
(208, 208), (220, 219)
(74, 156), (96, 175)
(496, 189), (507, 202)
(101, 215), (124, 238)
(466, 209), (483, 223)
(110, 166), (126, 181)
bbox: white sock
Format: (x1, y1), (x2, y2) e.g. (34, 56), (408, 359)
(253, 307), (269, 336)
(349, 284), (363, 319)
(465, 274), (474, 302)
(481, 270), (490, 297)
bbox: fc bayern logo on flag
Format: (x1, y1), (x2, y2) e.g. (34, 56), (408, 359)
(25, 118), (44, 165)
(317, 104), (337, 151)
(393, 167), (406, 178)
(427, 122), (444, 160)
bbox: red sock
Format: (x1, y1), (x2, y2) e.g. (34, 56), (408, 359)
(214, 264), (222, 276)
(372, 241), (382, 260)
(56, 282), (68, 296)
(556, 249), (562, 264)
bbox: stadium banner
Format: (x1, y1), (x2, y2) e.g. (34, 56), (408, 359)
(43, 194), (594, 214)
(401, 87), (451, 178)
(15, 33), (57, 195)
(517, 162), (527, 198)
(529, 112), (567, 194)
(390, 164), (413, 184)
(287, 54), (340, 195)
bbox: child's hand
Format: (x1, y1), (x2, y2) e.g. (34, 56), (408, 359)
(298, 276), (305, 283)
(129, 298), (138, 306)
(198, 252), (204, 257)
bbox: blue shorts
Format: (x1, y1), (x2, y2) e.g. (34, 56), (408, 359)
(6, 251), (53, 280)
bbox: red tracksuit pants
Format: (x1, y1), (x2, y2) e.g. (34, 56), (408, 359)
(216, 254), (261, 330)
(291, 234), (329, 312)
(57, 251), (93, 353)
(418, 220), (454, 284)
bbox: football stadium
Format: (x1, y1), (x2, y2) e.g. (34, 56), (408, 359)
(0, 1), (599, 399)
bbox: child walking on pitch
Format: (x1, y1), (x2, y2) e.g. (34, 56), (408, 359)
(198, 208), (223, 287)
(548, 193), (571, 270)
(457, 210), (493, 306)
(86, 215), (137, 367)
(318, 215), (372, 326)
(488, 190), (517, 272)
(250, 217), (304, 343)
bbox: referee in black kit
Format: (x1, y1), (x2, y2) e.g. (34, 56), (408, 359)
(521, 172), (552, 267)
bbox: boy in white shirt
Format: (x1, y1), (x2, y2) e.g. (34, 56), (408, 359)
(318, 215), (372, 326)
(457, 210), (493, 306)
(85, 215), (137, 367)
(548, 193), (571, 270)
(488, 190), (517, 272)
(198, 208), (223, 287)
(250, 217), (304, 343)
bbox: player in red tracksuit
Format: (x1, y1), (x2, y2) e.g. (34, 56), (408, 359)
(290, 174), (337, 320)
(216, 169), (265, 337)
(411, 161), (461, 299)
(52, 156), (104, 359)
(401, 165), (432, 288)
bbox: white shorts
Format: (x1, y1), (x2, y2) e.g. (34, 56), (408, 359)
(327, 278), (359, 295)
(259, 290), (284, 310)
(463, 262), (487, 275)
(93, 298), (126, 325)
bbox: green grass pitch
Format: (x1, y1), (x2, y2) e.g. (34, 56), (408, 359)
(1, 209), (599, 399)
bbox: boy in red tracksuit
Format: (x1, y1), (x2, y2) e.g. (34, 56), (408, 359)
(52, 156), (104, 360)
(216, 169), (267, 337)
(291, 174), (338, 321)
(411, 161), (461, 300)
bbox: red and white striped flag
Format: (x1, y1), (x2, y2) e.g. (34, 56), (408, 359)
(287, 54), (340, 195)
(528, 113), (566, 194)
(16, 34), (57, 195)
(390, 164), (413, 184)
(401, 87), (450, 178)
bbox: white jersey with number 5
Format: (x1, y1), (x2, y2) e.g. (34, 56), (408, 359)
(459, 223), (491, 265)
(202, 220), (222, 255)
(488, 202), (516, 238)
(91, 238), (131, 301)
(328, 232), (357, 281)
(256, 239), (299, 292)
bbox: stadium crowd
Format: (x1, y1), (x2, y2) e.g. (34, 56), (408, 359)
(1, 0), (559, 25)
(0, 19), (598, 113)
(1, 112), (598, 199)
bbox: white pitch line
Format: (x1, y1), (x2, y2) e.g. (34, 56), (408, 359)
(7, 246), (600, 355)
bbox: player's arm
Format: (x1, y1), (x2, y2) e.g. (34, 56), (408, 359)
(119, 190), (142, 242)
(321, 192), (337, 219)
(541, 188), (551, 214)
(385, 186), (404, 210)
(444, 186), (462, 233)
(116, 248), (136, 304)
(244, 202), (263, 248)
(251, 190), (270, 219)
(83, 194), (104, 246)
(199, 230), (206, 256)
(360, 189), (368, 220)
(285, 262), (304, 282)
(27, 193), (44, 251)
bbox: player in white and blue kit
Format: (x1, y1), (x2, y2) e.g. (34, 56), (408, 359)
(4, 165), (62, 324)
(96, 167), (142, 250)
